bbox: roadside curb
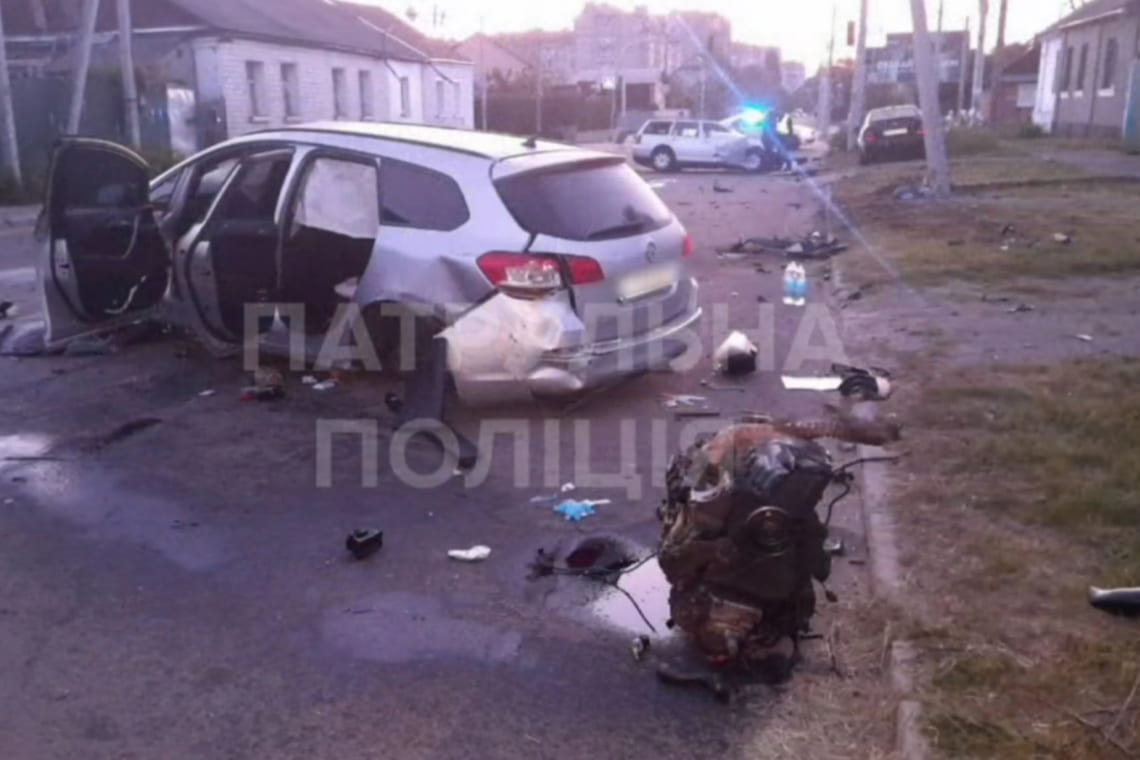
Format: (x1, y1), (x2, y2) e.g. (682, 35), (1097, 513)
(832, 257), (929, 759)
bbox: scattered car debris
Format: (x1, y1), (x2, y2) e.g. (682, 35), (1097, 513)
(713, 331), (758, 375)
(384, 392), (404, 415)
(893, 184), (930, 202)
(1089, 586), (1140, 617)
(239, 385), (285, 402)
(631, 635), (651, 662)
(1052, 232), (1073, 245)
(823, 537), (845, 556)
(553, 500), (598, 521)
(782, 375), (842, 392)
(311, 380), (338, 391)
(1007, 303), (1034, 314)
(675, 409), (721, 419)
(712, 181), (733, 194)
(0, 301), (13, 319)
(561, 482), (576, 493)
(661, 394), (708, 408)
(1000, 224), (1016, 237)
(89, 417), (163, 451)
(724, 234), (847, 259)
(1074, 334), (1094, 342)
(302, 375), (319, 385)
(253, 367), (284, 389)
(345, 529), (385, 560)
(782, 262), (807, 305)
(197, 389), (217, 398)
(834, 364), (893, 401)
(63, 335), (116, 357)
(448, 545), (492, 562)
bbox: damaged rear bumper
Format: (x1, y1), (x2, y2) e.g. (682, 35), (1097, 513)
(443, 284), (702, 406)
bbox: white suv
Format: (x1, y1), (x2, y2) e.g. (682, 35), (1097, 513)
(632, 119), (767, 173)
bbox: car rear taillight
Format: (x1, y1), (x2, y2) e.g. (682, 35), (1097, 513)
(566, 255), (605, 284)
(865, 132), (878, 144)
(683, 234), (694, 257)
(477, 252), (604, 298)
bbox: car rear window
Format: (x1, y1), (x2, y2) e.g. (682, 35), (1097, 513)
(641, 121), (672, 136)
(495, 159), (673, 242)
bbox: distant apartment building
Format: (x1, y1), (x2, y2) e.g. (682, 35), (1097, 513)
(781, 61), (807, 92)
(866, 30), (971, 86)
(571, 3), (671, 109)
(731, 43), (780, 71)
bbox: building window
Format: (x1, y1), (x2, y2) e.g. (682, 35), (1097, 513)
(1101, 38), (1118, 90)
(332, 68), (348, 118)
(1058, 46), (1073, 92)
(1076, 43), (1089, 92)
(245, 61), (266, 119)
(359, 70), (374, 119)
(281, 63), (300, 119)
(399, 76), (411, 117)
(435, 80), (445, 117)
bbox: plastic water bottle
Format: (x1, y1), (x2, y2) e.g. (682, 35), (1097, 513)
(784, 262), (807, 306)
(782, 262), (797, 305)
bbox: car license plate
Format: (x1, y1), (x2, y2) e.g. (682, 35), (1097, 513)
(617, 263), (678, 301)
(884, 128), (909, 136)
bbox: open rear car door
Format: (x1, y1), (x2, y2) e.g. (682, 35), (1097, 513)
(39, 138), (170, 349)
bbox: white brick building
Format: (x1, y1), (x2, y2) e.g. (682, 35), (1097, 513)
(2, 0), (475, 152)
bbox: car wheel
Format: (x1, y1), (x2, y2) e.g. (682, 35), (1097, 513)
(651, 147), (677, 172)
(742, 149), (764, 173)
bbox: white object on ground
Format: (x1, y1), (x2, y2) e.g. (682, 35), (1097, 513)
(447, 545), (492, 562)
(197, 389), (217, 397)
(1074, 334), (1094, 342)
(782, 375), (844, 391)
(560, 482), (576, 493)
(713, 331), (757, 367)
(312, 380), (338, 391)
(302, 375), (319, 385)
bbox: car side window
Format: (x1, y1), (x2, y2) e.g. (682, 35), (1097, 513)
(212, 152), (293, 223)
(149, 170), (181, 211)
(642, 121), (671, 136)
(188, 158), (239, 225)
(379, 158), (468, 231)
(672, 121), (699, 138)
(703, 122), (730, 136)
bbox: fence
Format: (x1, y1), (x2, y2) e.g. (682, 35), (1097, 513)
(475, 92), (616, 139)
(9, 69), (174, 187)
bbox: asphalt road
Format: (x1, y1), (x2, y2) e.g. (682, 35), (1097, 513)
(0, 170), (879, 760)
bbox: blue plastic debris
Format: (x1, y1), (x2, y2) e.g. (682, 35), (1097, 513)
(553, 500), (597, 521)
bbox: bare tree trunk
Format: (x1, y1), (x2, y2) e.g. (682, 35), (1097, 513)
(0, 5), (23, 184)
(846, 0), (869, 151)
(972, 0), (989, 118)
(117, 0), (141, 148)
(68, 0), (101, 134)
(910, 0), (952, 195)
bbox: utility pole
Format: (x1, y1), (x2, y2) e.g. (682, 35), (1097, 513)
(957, 15), (969, 113)
(818, 2), (836, 145)
(117, 0), (141, 148)
(909, 0), (951, 195)
(971, 0), (989, 118)
(995, 0), (1008, 50)
(846, 0), (869, 151)
(68, 0), (101, 134)
(0, 4), (23, 185)
(698, 54), (706, 118)
(534, 50), (543, 135)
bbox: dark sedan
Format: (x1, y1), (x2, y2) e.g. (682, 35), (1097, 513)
(857, 105), (926, 164)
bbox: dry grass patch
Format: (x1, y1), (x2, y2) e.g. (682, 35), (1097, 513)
(885, 357), (1140, 758)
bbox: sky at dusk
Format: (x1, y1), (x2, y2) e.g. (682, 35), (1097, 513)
(357, 0), (1076, 70)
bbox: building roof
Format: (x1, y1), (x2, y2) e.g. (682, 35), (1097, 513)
(1044, 0), (1140, 33)
(1, 0), (461, 63)
(333, 1), (465, 61)
(998, 43), (1039, 79)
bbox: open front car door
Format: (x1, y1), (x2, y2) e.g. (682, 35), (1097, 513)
(39, 138), (170, 349)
